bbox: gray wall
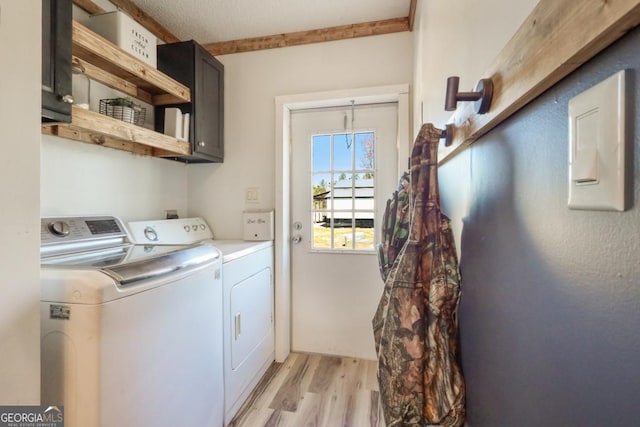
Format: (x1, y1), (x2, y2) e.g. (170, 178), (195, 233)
(439, 26), (640, 426)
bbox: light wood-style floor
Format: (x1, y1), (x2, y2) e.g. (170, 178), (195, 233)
(228, 352), (384, 427)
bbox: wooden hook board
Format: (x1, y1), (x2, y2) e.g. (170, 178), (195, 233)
(439, 0), (640, 164)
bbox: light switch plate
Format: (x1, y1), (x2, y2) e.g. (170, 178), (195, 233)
(568, 70), (626, 211)
(245, 187), (259, 204)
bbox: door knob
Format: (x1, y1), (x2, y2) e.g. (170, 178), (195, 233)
(291, 235), (302, 244)
(60, 94), (74, 104)
(293, 221), (302, 230)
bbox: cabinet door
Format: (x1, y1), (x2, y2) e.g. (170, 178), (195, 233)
(194, 48), (224, 161)
(42, 0), (72, 123)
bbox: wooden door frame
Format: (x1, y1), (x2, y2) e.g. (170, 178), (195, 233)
(274, 84), (410, 362)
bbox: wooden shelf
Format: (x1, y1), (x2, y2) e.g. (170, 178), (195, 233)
(42, 22), (193, 159)
(42, 106), (190, 157)
(72, 20), (190, 105)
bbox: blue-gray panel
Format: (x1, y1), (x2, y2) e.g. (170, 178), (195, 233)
(439, 26), (640, 426)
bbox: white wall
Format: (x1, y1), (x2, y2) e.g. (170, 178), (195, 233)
(188, 32), (413, 238)
(412, 0), (538, 250)
(188, 32), (412, 361)
(0, 0), (42, 404)
(41, 137), (188, 221)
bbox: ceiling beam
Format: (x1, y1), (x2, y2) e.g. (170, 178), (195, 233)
(73, 1), (415, 55)
(72, 0), (180, 43)
(203, 17), (410, 56)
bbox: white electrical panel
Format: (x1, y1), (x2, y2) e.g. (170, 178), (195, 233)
(568, 70), (626, 211)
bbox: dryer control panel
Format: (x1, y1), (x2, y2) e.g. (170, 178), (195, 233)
(127, 217), (213, 245)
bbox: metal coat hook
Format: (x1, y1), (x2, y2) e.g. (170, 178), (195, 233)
(440, 123), (454, 147)
(445, 76), (493, 114)
(407, 123), (455, 167)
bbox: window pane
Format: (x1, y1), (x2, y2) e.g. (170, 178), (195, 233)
(332, 219), (354, 249)
(330, 218), (375, 250)
(312, 216), (332, 249)
(355, 132), (375, 171)
(312, 134), (331, 172)
(312, 173), (331, 210)
(356, 217), (375, 250)
(332, 210), (353, 228)
(333, 172), (351, 185)
(332, 178), (353, 212)
(333, 133), (352, 170)
(335, 199), (355, 211)
(355, 211), (374, 225)
(354, 199), (373, 210)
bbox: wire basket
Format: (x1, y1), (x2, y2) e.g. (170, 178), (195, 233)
(99, 98), (146, 126)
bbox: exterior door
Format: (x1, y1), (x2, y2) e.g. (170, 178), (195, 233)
(290, 102), (398, 359)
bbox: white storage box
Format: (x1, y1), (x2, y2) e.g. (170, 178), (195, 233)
(164, 107), (183, 139)
(243, 211), (274, 241)
(87, 11), (157, 67)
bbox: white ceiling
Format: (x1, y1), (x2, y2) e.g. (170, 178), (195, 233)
(131, 0), (412, 45)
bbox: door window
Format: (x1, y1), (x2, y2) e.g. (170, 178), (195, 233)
(311, 131), (376, 251)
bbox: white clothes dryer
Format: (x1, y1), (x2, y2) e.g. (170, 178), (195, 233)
(128, 217), (274, 425)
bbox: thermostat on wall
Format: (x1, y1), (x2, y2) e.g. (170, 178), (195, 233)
(243, 210), (274, 241)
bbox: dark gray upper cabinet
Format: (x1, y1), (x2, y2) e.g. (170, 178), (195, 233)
(156, 41), (224, 163)
(42, 0), (72, 123)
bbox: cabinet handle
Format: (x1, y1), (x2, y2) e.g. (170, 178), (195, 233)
(198, 141), (206, 147)
(61, 94), (74, 104)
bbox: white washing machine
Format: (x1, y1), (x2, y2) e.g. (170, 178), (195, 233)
(127, 217), (274, 425)
(40, 216), (224, 427)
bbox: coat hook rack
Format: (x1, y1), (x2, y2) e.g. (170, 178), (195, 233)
(445, 76), (493, 114)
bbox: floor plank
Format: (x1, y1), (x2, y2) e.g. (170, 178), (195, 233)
(289, 392), (324, 427)
(269, 353), (312, 412)
(230, 353), (383, 427)
(308, 355), (342, 393)
(228, 361), (286, 426)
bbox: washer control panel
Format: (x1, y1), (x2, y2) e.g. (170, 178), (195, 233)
(41, 216), (127, 246)
(127, 217), (213, 244)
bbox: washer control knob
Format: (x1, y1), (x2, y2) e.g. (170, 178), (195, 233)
(191, 225), (198, 231)
(144, 226), (158, 241)
(184, 225), (190, 232)
(200, 224), (206, 230)
(49, 221), (70, 237)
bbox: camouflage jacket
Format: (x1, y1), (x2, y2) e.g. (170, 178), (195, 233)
(373, 123), (465, 427)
